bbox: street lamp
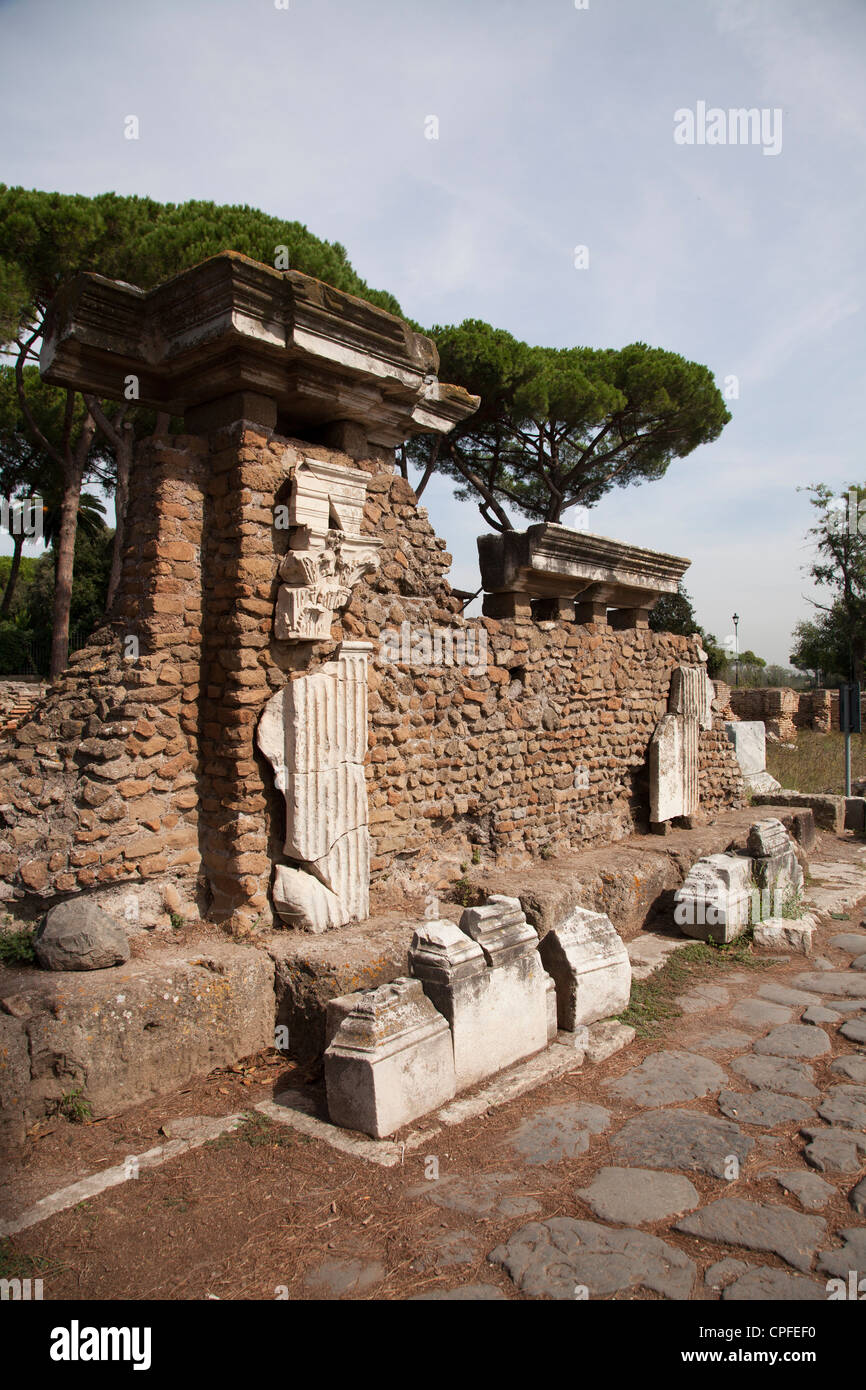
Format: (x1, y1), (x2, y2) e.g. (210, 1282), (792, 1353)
(732, 613), (740, 687)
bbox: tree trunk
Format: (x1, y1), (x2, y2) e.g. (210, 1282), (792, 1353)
(49, 416), (95, 679)
(105, 424), (133, 616)
(0, 531), (25, 618)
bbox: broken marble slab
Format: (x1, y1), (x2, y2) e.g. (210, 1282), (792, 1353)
(537, 903), (631, 1029)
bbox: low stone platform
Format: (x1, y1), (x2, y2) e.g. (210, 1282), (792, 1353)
(0, 938), (274, 1151)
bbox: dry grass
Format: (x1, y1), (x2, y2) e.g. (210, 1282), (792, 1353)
(766, 728), (866, 794)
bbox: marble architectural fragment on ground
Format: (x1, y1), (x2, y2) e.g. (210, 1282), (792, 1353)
(257, 641), (373, 930)
(324, 977), (455, 1138)
(649, 663), (715, 825)
(675, 818), (807, 946)
(538, 905), (632, 1028)
(724, 720), (781, 795)
(409, 898), (554, 1090)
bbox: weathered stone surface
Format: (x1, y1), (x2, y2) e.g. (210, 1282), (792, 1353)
(705, 1258), (750, 1290)
(848, 1176), (866, 1215)
(674, 853), (753, 944)
(725, 722), (768, 778)
(488, 1217), (696, 1300)
(731, 998), (792, 1028)
(752, 791), (844, 833)
(258, 643), (373, 931)
(675, 983), (729, 1013)
(675, 1198), (826, 1272)
(801, 1004), (840, 1025)
(610, 1108), (753, 1178)
(412, 1172), (542, 1218)
(802, 1126), (866, 1174)
(722, 1267), (827, 1301)
(829, 933), (866, 955)
(698, 1029), (754, 1052)
(409, 906), (551, 1090)
(840, 1017), (866, 1043)
(817, 1085), (866, 1130)
(852, 954), (866, 971)
(771, 1169), (837, 1211)
(412, 1229), (482, 1271)
(758, 982), (823, 1007)
(650, 665), (714, 823)
(753, 918), (815, 955)
(576, 1167), (699, 1225)
(752, 1024), (831, 1059)
(584, 1019), (635, 1063)
(501, 1102), (611, 1166)
(34, 900), (129, 972)
(816, 1227), (866, 1280)
(718, 1089), (815, 1129)
(831, 1054), (866, 1083)
(538, 904), (630, 1029)
(22, 943), (274, 1123)
(731, 1054), (819, 1098)
(303, 1257), (385, 1296)
(324, 978), (455, 1138)
(0, 1014), (30, 1151)
(796, 970), (866, 997)
(605, 1050), (727, 1108)
(410, 1284), (508, 1301)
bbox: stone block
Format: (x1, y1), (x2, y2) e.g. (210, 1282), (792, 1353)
(725, 721), (766, 776)
(409, 907), (551, 1088)
(753, 917), (817, 955)
(34, 899), (130, 972)
(674, 853), (753, 944)
(324, 978), (455, 1138)
(538, 905), (631, 1029)
(747, 818), (804, 905)
(844, 797), (866, 832)
(752, 791), (845, 834)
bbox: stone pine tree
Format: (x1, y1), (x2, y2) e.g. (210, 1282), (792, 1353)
(402, 320), (730, 531)
(0, 187), (401, 676)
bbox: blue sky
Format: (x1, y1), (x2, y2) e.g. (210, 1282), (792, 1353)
(2, 0), (864, 664)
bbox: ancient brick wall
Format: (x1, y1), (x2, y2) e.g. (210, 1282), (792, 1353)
(0, 427), (744, 930)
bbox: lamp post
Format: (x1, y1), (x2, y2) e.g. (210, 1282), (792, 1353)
(732, 612), (740, 687)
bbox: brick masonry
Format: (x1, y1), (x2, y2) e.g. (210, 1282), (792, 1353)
(0, 426), (744, 933)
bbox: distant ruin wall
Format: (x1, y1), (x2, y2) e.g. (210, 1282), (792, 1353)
(0, 426), (744, 932)
(727, 685), (859, 737)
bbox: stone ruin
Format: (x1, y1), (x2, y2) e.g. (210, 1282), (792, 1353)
(0, 252), (751, 1144)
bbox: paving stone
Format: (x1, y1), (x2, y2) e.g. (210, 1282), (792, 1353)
(411, 1284), (507, 1300)
(575, 1167), (699, 1225)
(675, 1198), (826, 1272)
(758, 983), (823, 1007)
(852, 954), (866, 971)
(488, 1217), (695, 1300)
(705, 1258), (750, 1290)
(829, 933), (866, 954)
(718, 1089), (815, 1129)
(412, 1229), (482, 1271)
(604, 1050), (727, 1108)
(410, 1172), (543, 1218)
(801, 1126), (866, 1174)
(817, 1085), (866, 1130)
(831, 1054), (866, 1083)
(817, 1227), (866, 1280)
(500, 1103), (611, 1166)
(770, 1169), (837, 1211)
(584, 1020), (635, 1063)
(752, 1024), (831, 1059)
(722, 1267), (827, 1300)
(731, 1054), (819, 1098)
(850, 1176), (866, 1215)
(840, 1018), (866, 1043)
(675, 984), (730, 1014)
(801, 1005), (841, 1025)
(696, 1029), (754, 1052)
(796, 970), (866, 997)
(833, 999), (866, 1012)
(303, 1257), (385, 1296)
(731, 998), (792, 1028)
(610, 1108), (753, 1178)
